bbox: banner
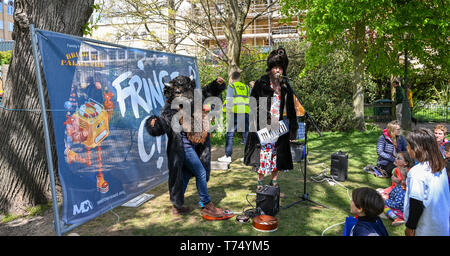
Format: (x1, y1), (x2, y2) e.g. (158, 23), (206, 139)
(36, 29), (199, 225)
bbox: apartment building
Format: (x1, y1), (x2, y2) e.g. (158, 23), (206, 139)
(199, 0), (301, 51)
(0, 0), (14, 42)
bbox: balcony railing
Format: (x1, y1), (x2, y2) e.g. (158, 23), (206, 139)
(211, 23), (299, 36)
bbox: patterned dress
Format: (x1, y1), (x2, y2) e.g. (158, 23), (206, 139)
(385, 184), (406, 212)
(257, 83), (281, 175)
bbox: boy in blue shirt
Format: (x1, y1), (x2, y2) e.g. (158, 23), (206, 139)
(349, 187), (389, 236)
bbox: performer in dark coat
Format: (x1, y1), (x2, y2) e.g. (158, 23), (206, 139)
(145, 75), (228, 217)
(244, 47), (298, 191)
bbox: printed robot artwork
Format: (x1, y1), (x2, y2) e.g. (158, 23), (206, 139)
(64, 82), (115, 194)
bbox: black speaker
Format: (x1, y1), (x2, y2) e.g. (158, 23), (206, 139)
(330, 151), (348, 181)
(256, 185), (280, 216)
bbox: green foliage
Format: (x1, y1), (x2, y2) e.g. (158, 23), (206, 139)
(1, 202), (51, 224)
(279, 0), (449, 78)
(408, 65), (450, 105)
(239, 46), (268, 85)
(82, 3), (102, 36)
(197, 57), (228, 88)
(0, 51), (12, 65)
(293, 48), (359, 131)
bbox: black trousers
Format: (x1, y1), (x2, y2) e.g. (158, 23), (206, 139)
(379, 162), (396, 177)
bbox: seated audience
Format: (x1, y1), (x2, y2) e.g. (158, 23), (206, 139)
(376, 120), (407, 177)
(434, 124), (448, 157)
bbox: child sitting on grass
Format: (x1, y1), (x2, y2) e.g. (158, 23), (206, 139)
(377, 151), (414, 196)
(377, 151), (414, 226)
(349, 187), (389, 236)
(382, 165), (409, 226)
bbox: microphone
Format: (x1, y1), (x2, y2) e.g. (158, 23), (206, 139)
(275, 72), (290, 80)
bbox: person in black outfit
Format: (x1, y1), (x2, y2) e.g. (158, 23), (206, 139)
(243, 47), (298, 191)
(145, 75), (228, 217)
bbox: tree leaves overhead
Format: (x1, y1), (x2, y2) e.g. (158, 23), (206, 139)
(279, 0), (449, 77)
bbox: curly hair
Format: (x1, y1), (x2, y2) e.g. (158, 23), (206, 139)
(163, 75), (196, 104)
(434, 124), (447, 134)
(266, 46), (289, 75)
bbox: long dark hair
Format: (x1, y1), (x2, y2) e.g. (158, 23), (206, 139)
(398, 151), (414, 169)
(405, 128), (446, 173)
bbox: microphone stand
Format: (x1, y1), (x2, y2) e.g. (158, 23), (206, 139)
(280, 75), (329, 209)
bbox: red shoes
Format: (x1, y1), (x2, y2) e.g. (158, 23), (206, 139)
(201, 202), (234, 221)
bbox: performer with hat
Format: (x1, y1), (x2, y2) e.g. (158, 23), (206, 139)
(243, 47), (299, 192)
(145, 75), (233, 220)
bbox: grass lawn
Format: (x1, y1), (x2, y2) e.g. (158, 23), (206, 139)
(67, 126), (405, 236)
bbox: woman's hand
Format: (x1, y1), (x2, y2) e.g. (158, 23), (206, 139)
(405, 227), (416, 236)
(217, 76), (225, 84)
(150, 118), (156, 127)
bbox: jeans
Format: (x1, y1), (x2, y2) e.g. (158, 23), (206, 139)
(225, 113), (249, 157)
(182, 145), (210, 205)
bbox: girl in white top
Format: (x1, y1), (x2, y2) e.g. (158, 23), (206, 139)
(404, 128), (450, 236)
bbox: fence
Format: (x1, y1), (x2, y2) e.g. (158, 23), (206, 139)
(364, 101), (450, 123)
(412, 101), (450, 123)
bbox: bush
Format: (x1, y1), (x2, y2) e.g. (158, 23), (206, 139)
(293, 49), (357, 131)
(0, 51), (11, 65)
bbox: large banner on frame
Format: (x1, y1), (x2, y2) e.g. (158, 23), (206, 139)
(36, 29), (199, 225)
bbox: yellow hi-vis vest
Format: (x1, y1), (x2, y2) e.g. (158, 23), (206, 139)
(223, 81), (250, 114)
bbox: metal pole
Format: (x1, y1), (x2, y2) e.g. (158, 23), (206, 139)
(402, 47), (412, 130)
(29, 24), (62, 236)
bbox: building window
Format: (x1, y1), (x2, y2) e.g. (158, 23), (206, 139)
(91, 51), (98, 61)
(128, 50), (135, 60)
(82, 51), (89, 61)
(100, 51), (107, 60)
(7, 1), (14, 16)
(8, 22), (13, 32)
(118, 49), (125, 59)
(108, 50), (116, 60)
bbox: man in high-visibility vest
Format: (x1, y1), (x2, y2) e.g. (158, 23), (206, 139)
(218, 71), (250, 163)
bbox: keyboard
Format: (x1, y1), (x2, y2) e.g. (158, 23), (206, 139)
(256, 120), (289, 144)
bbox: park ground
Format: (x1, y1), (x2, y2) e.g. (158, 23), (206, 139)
(0, 122), (443, 236)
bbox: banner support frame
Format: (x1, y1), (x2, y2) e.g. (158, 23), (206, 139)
(30, 23), (65, 236)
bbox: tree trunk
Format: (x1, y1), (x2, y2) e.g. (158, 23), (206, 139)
(0, 0), (94, 215)
(353, 21), (366, 131)
(226, 33), (242, 81)
(224, 0), (247, 81)
(401, 48), (412, 131)
(167, 0), (177, 53)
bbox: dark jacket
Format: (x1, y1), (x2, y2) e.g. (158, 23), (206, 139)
(145, 79), (223, 208)
(376, 129), (407, 167)
(350, 216), (389, 236)
(244, 74), (298, 170)
(395, 86), (404, 105)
